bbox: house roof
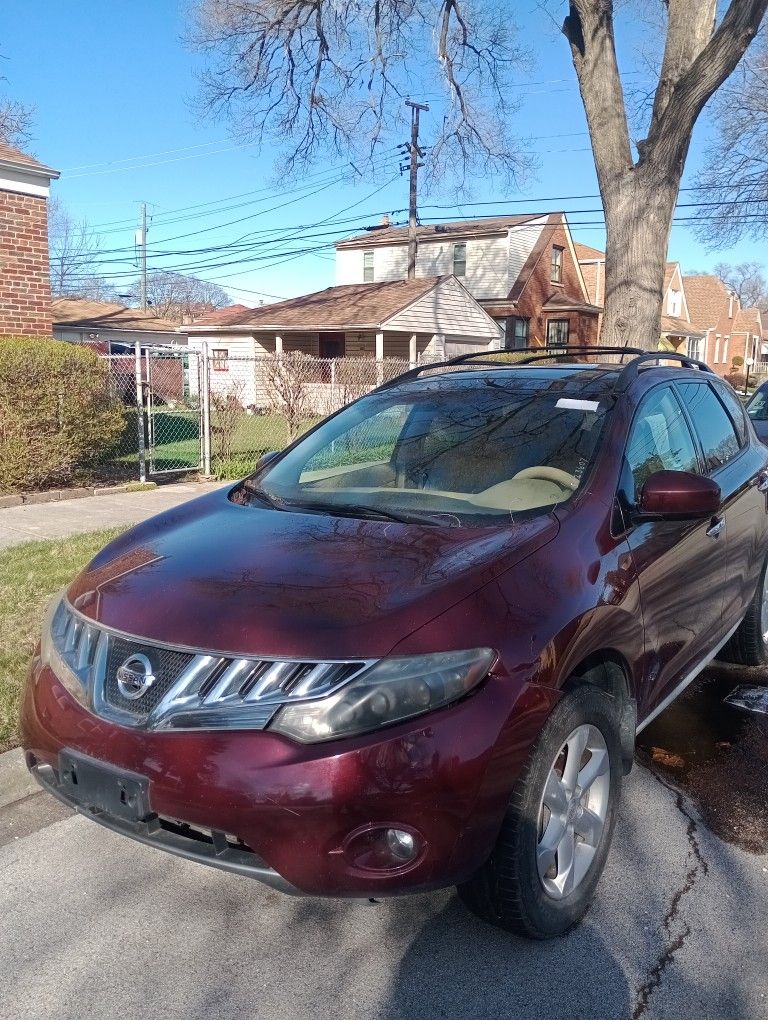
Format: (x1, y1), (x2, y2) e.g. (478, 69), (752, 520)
(336, 214), (548, 249)
(52, 299), (179, 334)
(664, 263), (679, 292)
(191, 304), (251, 325)
(683, 275), (732, 330)
(661, 314), (704, 338)
(733, 307), (765, 335)
(542, 294), (602, 314)
(190, 277), (448, 330)
(0, 140), (59, 178)
(573, 242), (605, 261)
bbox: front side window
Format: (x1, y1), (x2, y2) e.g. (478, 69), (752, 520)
(212, 348), (228, 371)
(551, 246), (564, 283)
(547, 319), (569, 347)
(363, 250), (374, 283)
(505, 317), (529, 350)
(453, 242), (467, 277)
(255, 380), (609, 525)
(713, 382), (748, 444)
(624, 386), (699, 501)
(677, 382), (740, 471)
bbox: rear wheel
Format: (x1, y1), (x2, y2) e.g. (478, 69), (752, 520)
(721, 556), (768, 669)
(458, 687), (622, 939)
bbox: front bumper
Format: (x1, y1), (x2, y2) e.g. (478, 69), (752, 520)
(21, 657), (558, 897)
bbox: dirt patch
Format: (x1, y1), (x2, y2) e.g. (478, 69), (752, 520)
(637, 662), (768, 854)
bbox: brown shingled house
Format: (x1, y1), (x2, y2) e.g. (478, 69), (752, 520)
(681, 275), (767, 380)
(185, 275), (502, 408)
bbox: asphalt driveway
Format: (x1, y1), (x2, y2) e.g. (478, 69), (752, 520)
(1, 763), (766, 1020)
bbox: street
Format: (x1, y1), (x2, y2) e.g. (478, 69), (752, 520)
(1, 755), (766, 1020)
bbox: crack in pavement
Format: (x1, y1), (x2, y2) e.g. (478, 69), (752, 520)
(631, 767), (709, 1020)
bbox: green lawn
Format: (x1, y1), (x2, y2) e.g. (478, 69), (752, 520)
(0, 528), (126, 752)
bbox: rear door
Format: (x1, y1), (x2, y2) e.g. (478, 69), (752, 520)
(676, 380), (768, 629)
(619, 384), (727, 717)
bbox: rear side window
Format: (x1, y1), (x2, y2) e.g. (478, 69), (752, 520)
(677, 382), (740, 471)
(625, 386), (699, 499)
(713, 383), (748, 445)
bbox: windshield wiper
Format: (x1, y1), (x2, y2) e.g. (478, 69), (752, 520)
(277, 499), (461, 527)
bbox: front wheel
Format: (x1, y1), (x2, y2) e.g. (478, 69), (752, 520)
(458, 686), (622, 939)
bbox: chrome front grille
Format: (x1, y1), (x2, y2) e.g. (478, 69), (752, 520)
(49, 600), (373, 731)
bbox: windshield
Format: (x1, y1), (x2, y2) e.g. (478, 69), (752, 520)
(250, 378), (608, 526)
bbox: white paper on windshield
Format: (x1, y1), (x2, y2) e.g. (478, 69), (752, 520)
(556, 398), (600, 412)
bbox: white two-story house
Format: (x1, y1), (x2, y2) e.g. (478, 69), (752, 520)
(336, 213), (601, 349)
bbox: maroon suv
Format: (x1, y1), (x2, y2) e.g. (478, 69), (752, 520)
(22, 348), (768, 939)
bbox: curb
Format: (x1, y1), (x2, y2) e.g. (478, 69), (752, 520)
(0, 483), (165, 509)
(0, 747), (38, 810)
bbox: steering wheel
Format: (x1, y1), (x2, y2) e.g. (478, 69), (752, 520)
(512, 466), (580, 491)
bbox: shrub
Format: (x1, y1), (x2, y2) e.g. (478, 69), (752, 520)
(731, 355), (745, 369)
(210, 381), (245, 462)
(725, 371), (747, 391)
(0, 337), (125, 493)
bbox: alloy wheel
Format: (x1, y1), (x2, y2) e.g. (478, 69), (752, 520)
(536, 723), (611, 900)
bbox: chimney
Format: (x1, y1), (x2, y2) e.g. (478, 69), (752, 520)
(380, 214), (391, 227)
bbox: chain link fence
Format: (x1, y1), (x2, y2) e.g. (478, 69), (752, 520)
(66, 343), (428, 484)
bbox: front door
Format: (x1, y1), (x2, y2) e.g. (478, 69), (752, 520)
(619, 383), (727, 716)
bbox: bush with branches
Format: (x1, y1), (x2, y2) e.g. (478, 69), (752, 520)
(210, 381), (245, 462)
(0, 337), (125, 492)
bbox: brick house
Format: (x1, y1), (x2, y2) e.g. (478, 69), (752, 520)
(683, 275), (742, 378)
(335, 214), (600, 349)
(0, 141), (59, 336)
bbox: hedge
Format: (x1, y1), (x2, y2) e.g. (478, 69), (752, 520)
(0, 337), (125, 493)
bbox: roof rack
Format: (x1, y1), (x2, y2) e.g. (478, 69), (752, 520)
(373, 345), (714, 392)
(615, 351), (714, 390)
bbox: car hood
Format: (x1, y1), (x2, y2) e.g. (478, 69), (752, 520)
(66, 487), (559, 659)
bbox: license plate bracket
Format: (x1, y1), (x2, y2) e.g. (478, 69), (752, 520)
(58, 749), (152, 823)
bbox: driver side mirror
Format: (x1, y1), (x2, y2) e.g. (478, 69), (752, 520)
(638, 470), (721, 519)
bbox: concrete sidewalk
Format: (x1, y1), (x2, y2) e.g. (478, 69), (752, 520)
(0, 481), (227, 550)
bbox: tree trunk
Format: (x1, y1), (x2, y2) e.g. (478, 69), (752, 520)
(599, 170), (680, 351)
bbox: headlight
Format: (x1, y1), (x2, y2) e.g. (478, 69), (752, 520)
(268, 648), (495, 743)
(38, 593), (90, 707)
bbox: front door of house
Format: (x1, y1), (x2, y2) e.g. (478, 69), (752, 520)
(319, 332), (346, 359)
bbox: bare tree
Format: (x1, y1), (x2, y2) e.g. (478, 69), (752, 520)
(713, 261), (768, 307)
(0, 97), (33, 147)
(140, 271), (230, 324)
(264, 353), (314, 442)
(48, 199), (111, 299)
(191, 1), (768, 351)
(692, 28), (768, 248)
(190, 1), (532, 186)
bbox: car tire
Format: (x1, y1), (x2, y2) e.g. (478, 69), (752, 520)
(458, 686), (622, 939)
(721, 556), (768, 669)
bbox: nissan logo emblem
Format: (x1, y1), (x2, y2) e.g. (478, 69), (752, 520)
(116, 653), (156, 700)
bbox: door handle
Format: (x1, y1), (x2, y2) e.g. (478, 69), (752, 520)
(706, 516), (725, 539)
(757, 472), (768, 493)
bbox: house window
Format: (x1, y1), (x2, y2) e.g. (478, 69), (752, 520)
(688, 336), (703, 361)
(668, 290), (682, 317)
(550, 246), (564, 284)
(714, 334), (721, 363)
(212, 348), (228, 372)
(547, 319), (570, 347)
(453, 242), (467, 277)
(504, 317), (529, 350)
(723, 337), (729, 365)
(363, 250), (374, 283)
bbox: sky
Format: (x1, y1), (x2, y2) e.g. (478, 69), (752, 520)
(2, 1), (765, 306)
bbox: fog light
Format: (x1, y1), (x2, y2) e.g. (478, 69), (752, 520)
(385, 827), (417, 862)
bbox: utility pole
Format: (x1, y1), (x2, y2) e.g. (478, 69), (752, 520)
(401, 99), (429, 280)
(137, 202), (148, 311)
